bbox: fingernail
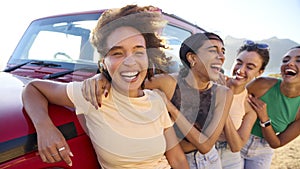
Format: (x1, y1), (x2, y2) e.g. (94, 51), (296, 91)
(69, 152), (74, 157)
(68, 161), (73, 167)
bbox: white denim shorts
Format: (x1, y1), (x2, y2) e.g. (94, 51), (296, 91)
(241, 134), (274, 169)
(215, 141), (243, 169)
(185, 146), (222, 169)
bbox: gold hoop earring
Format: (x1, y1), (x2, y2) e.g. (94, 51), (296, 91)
(191, 62), (195, 67)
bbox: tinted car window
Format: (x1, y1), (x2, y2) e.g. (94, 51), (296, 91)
(161, 24), (192, 72)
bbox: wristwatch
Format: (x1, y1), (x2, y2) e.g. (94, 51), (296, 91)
(260, 119), (271, 128)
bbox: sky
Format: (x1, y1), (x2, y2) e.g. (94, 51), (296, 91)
(1, 0), (300, 70)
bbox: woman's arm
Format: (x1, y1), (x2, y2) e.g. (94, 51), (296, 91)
(224, 99), (257, 152)
(166, 85), (233, 154)
(275, 114), (300, 147)
(82, 73), (111, 109)
(164, 127), (189, 169)
(195, 86), (233, 152)
(246, 77), (277, 97)
(179, 139), (197, 153)
(82, 72), (177, 108)
(144, 73), (177, 99)
(22, 79), (74, 166)
(248, 95), (300, 148)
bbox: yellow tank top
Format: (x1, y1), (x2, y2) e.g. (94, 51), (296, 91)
(230, 89), (248, 129)
(218, 89), (247, 141)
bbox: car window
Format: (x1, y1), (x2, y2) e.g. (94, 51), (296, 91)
(23, 20), (99, 64)
(162, 24), (192, 42)
(161, 24), (192, 72)
(29, 31), (81, 61)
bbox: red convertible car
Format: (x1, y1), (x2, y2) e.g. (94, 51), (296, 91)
(0, 9), (204, 169)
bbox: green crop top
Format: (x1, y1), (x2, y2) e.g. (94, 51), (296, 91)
(251, 79), (300, 138)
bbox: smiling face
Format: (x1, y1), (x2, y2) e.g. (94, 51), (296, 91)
(280, 48), (300, 84)
(231, 51), (264, 86)
(193, 39), (225, 81)
(103, 26), (148, 97)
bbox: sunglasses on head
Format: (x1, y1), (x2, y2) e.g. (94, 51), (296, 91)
(244, 40), (269, 50)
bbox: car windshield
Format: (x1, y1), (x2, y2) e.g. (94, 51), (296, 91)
(29, 21), (96, 62)
(9, 13), (101, 65)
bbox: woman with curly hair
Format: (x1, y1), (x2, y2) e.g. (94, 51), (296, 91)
(22, 4), (188, 169)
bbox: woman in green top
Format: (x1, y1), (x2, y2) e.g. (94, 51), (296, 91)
(241, 46), (300, 169)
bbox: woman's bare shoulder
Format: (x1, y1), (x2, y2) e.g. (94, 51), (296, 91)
(249, 77), (278, 85)
(214, 83), (231, 93)
(214, 83), (233, 99)
(246, 77), (279, 97)
(145, 73), (177, 97)
(146, 73), (176, 85)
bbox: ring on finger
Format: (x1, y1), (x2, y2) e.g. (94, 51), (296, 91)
(58, 146), (66, 152)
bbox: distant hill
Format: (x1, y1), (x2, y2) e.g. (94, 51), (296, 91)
(223, 36), (299, 75)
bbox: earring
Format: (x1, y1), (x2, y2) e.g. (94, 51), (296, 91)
(98, 60), (107, 72)
(98, 60), (103, 69)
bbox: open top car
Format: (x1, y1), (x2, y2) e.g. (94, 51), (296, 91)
(0, 9), (204, 169)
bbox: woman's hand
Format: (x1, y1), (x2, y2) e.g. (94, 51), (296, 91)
(214, 72), (228, 85)
(154, 89), (176, 114)
(36, 124), (73, 166)
(82, 73), (111, 109)
(247, 94), (269, 122)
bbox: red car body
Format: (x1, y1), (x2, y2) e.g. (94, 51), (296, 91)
(0, 9), (204, 169)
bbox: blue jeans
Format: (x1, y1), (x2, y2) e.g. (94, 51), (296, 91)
(215, 141), (243, 169)
(241, 134), (274, 169)
(185, 147), (222, 169)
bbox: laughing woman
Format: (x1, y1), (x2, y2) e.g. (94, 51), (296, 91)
(241, 46), (300, 169)
(22, 5), (189, 169)
(215, 40), (270, 169)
